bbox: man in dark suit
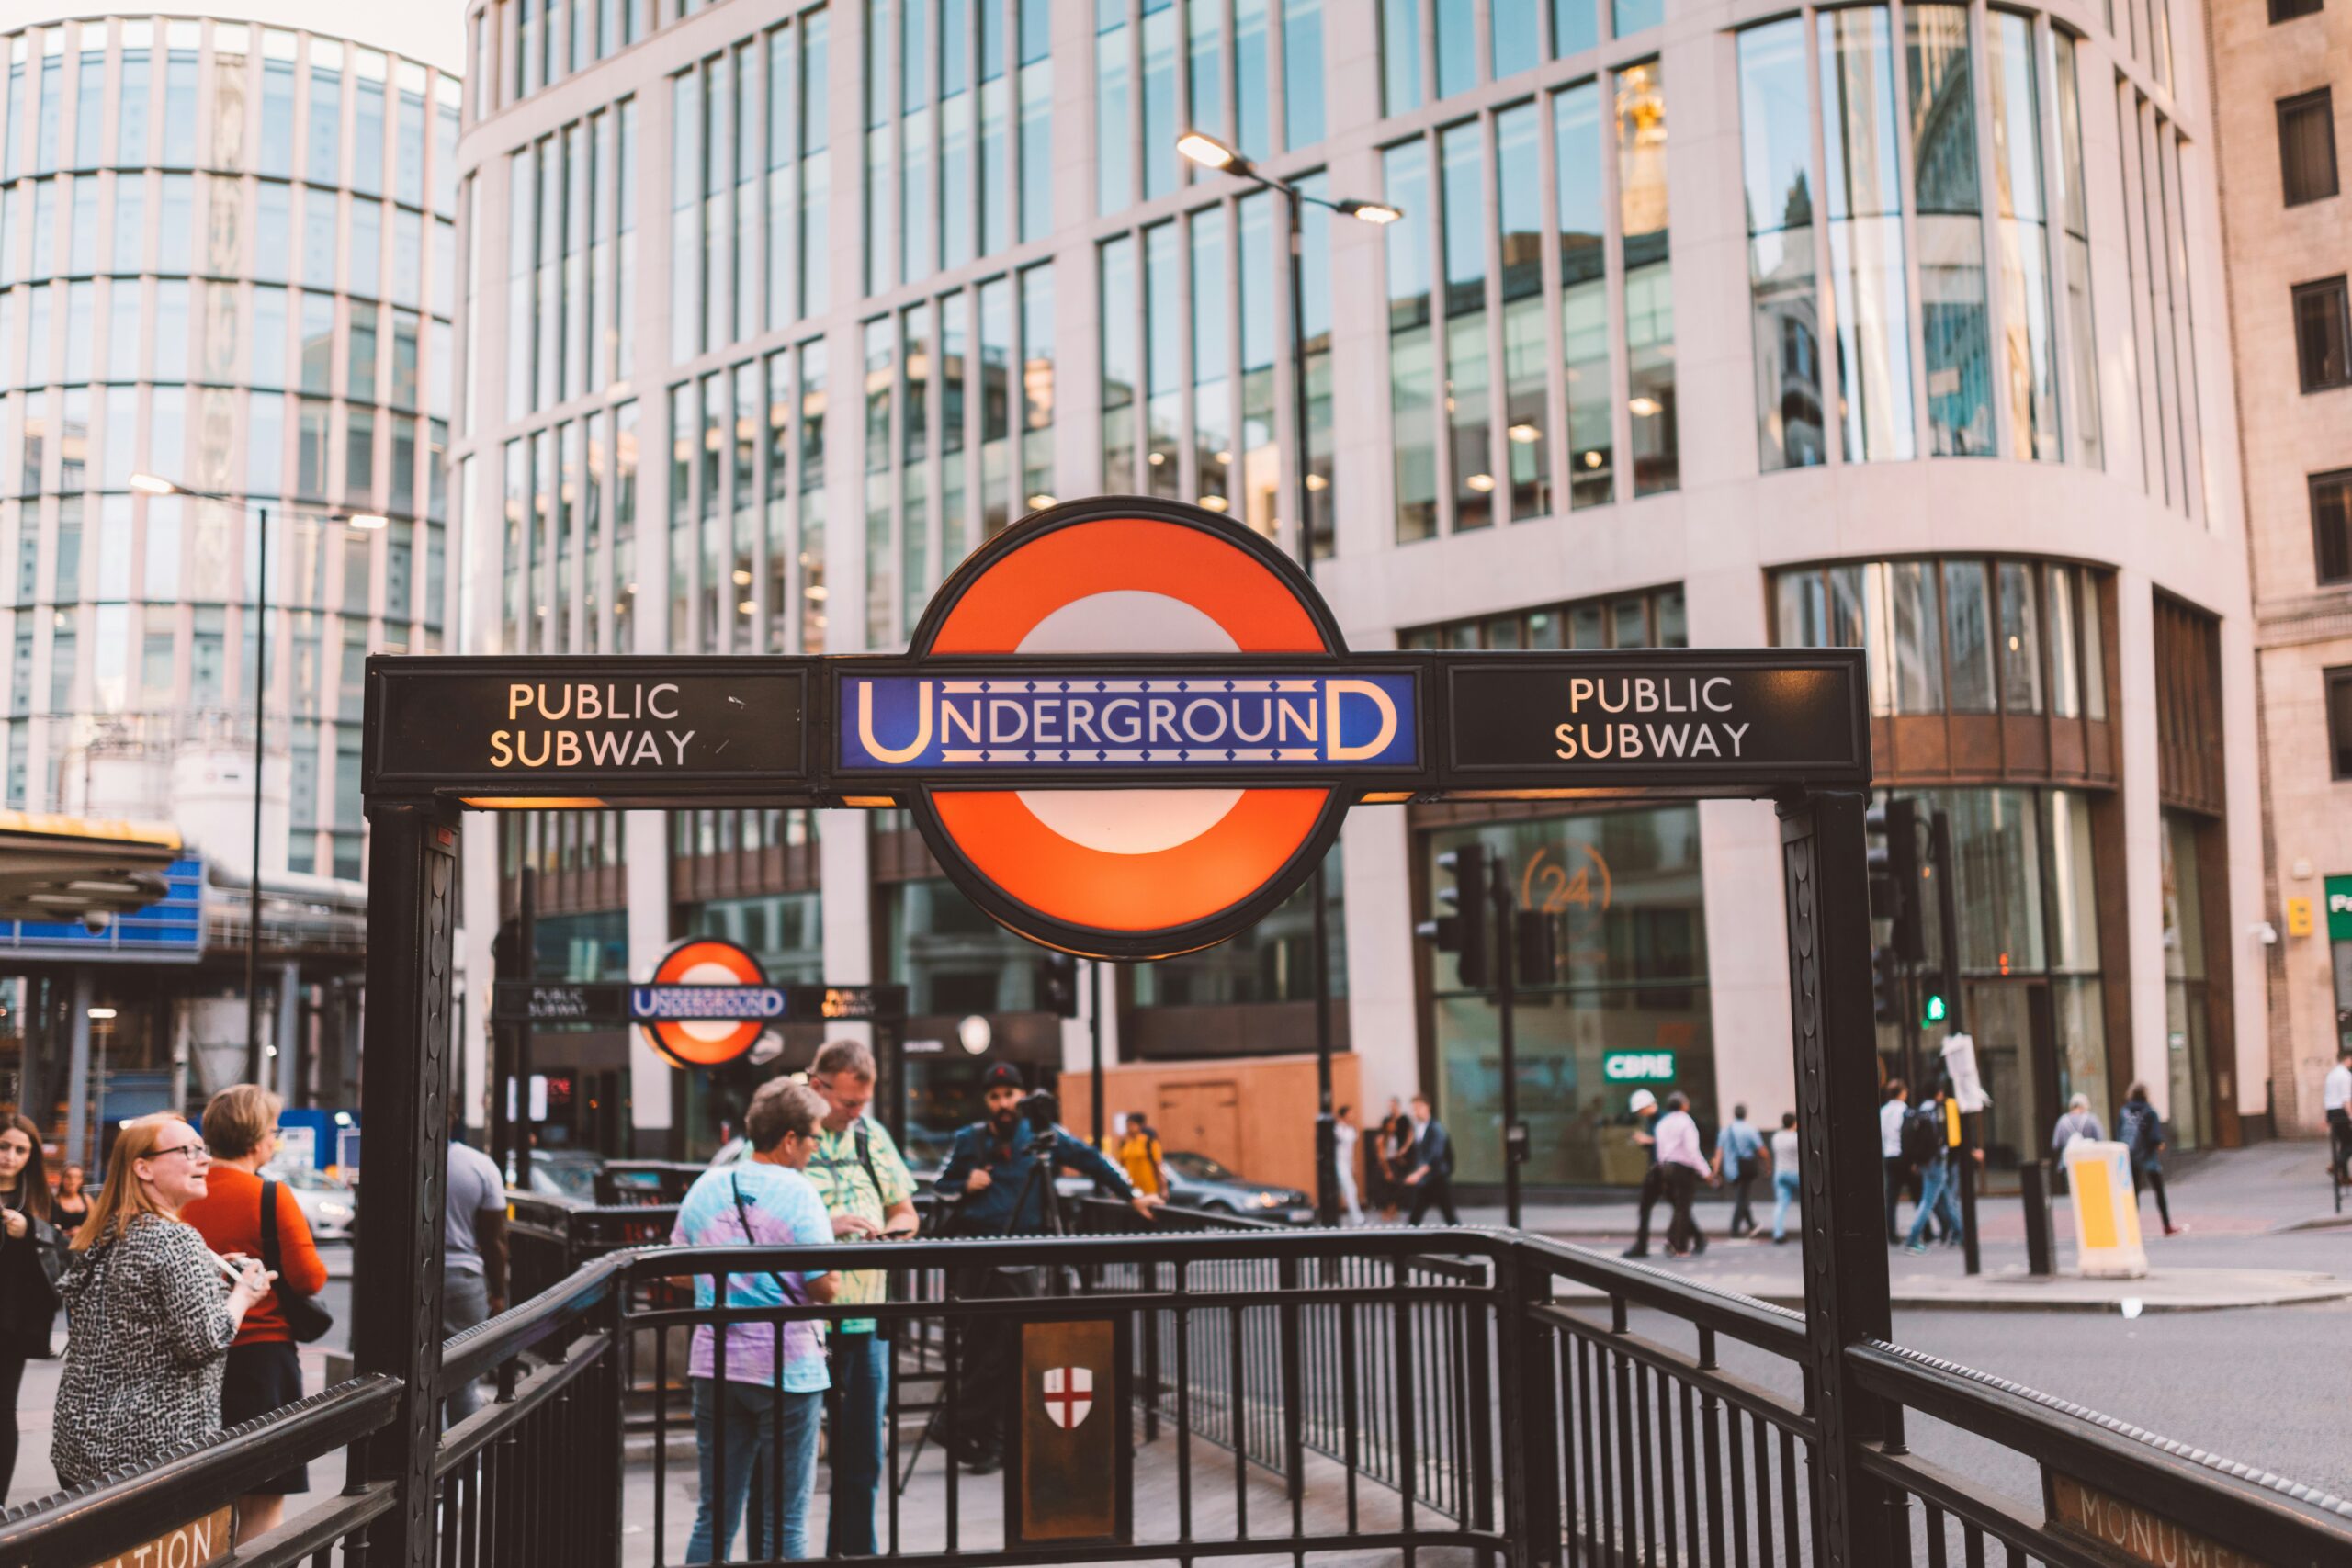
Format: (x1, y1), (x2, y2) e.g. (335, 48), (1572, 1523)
(1400, 1093), (1460, 1225)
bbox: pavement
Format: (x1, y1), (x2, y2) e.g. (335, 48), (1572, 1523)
(1429, 1137), (2352, 1311)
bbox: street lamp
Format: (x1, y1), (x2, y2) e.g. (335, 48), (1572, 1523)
(1173, 131), (1402, 1227)
(130, 479), (383, 1088)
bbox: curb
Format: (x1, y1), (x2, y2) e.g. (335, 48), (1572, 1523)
(1555, 1274), (2352, 1314)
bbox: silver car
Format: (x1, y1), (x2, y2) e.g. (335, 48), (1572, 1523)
(260, 1160), (358, 1242)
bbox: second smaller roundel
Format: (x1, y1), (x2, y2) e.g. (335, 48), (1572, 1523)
(639, 937), (771, 1068)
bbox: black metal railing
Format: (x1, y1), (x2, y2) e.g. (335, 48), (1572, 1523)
(6, 1224), (2350, 1568)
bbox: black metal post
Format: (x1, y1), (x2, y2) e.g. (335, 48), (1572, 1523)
(1089, 958), (1105, 1148)
(514, 863), (536, 1192)
(1778, 791), (1905, 1564)
(1490, 867), (1522, 1229)
(244, 502), (268, 1085)
(1498, 1247), (1562, 1566)
(1931, 811), (1979, 1273)
(351, 795), (458, 1565)
(2021, 1159), (2056, 1276)
(1282, 183), (1340, 1230)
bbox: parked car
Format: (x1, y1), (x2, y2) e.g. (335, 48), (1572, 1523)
(509, 1149), (602, 1201)
(259, 1160), (358, 1242)
(1163, 1152), (1314, 1224)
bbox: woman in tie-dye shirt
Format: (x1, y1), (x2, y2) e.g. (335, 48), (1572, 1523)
(668, 1083), (838, 1563)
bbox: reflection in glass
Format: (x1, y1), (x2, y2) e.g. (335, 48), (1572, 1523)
(1385, 140), (1437, 541)
(1908, 6), (1992, 456)
(1942, 560), (1994, 711)
(1820, 7), (1915, 461)
(1739, 20), (1822, 470)
(1099, 235), (1136, 492)
(1143, 219), (1181, 499)
(1618, 62), (1677, 495)
(2051, 32), (2100, 468)
(1986, 12), (2059, 460)
(1441, 121), (1490, 529)
(1192, 207), (1230, 513)
(1996, 559), (2040, 713)
(1555, 82), (1610, 507)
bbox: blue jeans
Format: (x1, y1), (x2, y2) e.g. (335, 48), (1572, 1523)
(825, 1334), (889, 1556)
(1770, 1169), (1801, 1240)
(1905, 1157), (1961, 1248)
(687, 1379), (822, 1563)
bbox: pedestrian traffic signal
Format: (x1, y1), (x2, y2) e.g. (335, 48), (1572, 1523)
(1872, 945), (1902, 1026)
(1513, 908), (1555, 988)
(1036, 952), (1080, 1017)
(1417, 844), (1490, 991)
(1918, 969), (1948, 1027)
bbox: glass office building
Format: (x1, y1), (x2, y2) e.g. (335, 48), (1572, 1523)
(456, 0), (2267, 1182)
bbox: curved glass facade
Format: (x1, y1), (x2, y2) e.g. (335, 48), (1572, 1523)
(0, 16), (459, 877)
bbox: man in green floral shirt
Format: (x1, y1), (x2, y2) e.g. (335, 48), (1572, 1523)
(802, 1039), (918, 1556)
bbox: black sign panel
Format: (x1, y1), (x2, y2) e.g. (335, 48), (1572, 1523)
(491, 979), (908, 1026)
(1442, 649), (1869, 791)
(365, 656), (810, 802)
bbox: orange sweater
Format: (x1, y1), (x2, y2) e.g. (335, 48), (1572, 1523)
(181, 1164), (330, 1347)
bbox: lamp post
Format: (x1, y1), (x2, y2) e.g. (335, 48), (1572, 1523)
(133, 472), (388, 1087)
(1173, 133), (1400, 1227)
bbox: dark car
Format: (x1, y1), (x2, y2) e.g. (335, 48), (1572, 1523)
(1164, 1151), (1314, 1224)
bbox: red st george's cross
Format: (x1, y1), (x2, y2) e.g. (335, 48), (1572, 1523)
(1041, 1366), (1093, 1430)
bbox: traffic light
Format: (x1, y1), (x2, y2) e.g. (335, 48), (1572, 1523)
(1918, 968), (1949, 1028)
(1513, 908), (1555, 988)
(1867, 797), (1925, 963)
(1416, 845), (1491, 991)
(1035, 952), (1080, 1017)
(1872, 945), (1902, 1026)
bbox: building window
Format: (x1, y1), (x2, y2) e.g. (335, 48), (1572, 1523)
(2271, 0), (2324, 21)
(2313, 468), (2352, 585)
(2295, 276), (2352, 391)
(2278, 88), (2340, 206)
(1400, 582), (1687, 653)
(2330, 668), (2352, 778)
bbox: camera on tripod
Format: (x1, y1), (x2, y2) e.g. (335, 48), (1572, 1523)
(1016, 1089), (1059, 1147)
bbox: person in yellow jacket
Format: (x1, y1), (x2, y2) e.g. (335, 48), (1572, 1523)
(1116, 1111), (1170, 1200)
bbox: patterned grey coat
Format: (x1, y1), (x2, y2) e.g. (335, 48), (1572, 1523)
(51, 1213), (236, 1488)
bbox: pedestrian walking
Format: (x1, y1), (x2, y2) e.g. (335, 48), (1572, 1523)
(1654, 1092), (1713, 1258)
(1903, 1087), (1963, 1253)
(1621, 1089), (1665, 1258)
(2115, 1082), (2182, 1236)
(1117, 1110), (1171, 1200)
(803, 1040), (920, 1557)
(1880, 1081), (1911, 1244)
(2324, 1047), (2352, 1183)
(2051, 1094), (2104, 1158)
(0, 1113), (62, 1496)
(183, 1086), (330, 1544)
(669, 1081), (841, 1564)
(1332, 1106), (1363, 1225)
(1769, 1112), (1801, 1243)
(51, 1114), (275, 1491)
(1376, 1099), (1413, 1222)
(51, 1164), (89, 1231)
(1401, 1095), (1459, 1225)
(1712, 1104), (1767, 1238)
(443, 1110), (510, 1424)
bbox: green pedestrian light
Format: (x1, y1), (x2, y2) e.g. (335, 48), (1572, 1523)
(1922, 991), (1948, 1026)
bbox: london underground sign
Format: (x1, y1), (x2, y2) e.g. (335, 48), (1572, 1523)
(368, 497), (1868, 958)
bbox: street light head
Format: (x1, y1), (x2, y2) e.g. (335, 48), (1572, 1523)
(129, 472), (179, 496)
(1176, 130), (1241, 171)
(1337, 199), (1405, 226)
(344, 513), (390, 530)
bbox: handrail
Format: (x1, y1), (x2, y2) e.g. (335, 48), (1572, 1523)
(0, 1376), (401, 1564)
(1516, 1232), (1815, 1361)
(1849, 1340), (2352, 1554)
(438, 1250), (627, 1390)
(623, 1224), (1512, 1280)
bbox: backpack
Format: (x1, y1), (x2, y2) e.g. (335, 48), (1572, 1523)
(1900, 1106), (1945, 1167)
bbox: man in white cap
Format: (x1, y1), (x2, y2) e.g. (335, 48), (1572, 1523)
(1621, 1089), (1666, 1258)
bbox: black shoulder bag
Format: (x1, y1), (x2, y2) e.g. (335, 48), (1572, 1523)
(262, 1180), (335, 1344)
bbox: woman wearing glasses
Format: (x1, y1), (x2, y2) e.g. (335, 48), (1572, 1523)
(51, 1113), (275, 1490)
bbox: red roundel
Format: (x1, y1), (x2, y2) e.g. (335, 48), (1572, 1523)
(642, 938), (769, 1068)
(910, 500), (1346, 959)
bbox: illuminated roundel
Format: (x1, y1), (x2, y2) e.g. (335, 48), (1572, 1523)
(905, 497), (1348, 960)
(640, 937), (771, 1068)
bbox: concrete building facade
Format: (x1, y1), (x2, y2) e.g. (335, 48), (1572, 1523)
(2212, 0), (2352, 1135)
(453, 0), (2268, 1185)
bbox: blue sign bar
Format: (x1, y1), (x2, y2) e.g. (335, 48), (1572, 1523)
(0, 855), (205, 960)
(841, 672), (1419, 773)
(627, 984), (790, 1021)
